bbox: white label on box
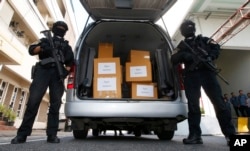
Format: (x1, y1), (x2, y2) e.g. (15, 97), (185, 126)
(130, 66), (147, 77)
(97, 77), (117, 91)
(137, 84), (154, 97)
(98, 62), (116, 74)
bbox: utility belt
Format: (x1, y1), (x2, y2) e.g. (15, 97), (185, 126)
(31, 57), (64, 78)
(39, 57), (64, 68)
(186, 63), (203, 71)
(31, 58), (56, 79)
(39, 57), (55, 66)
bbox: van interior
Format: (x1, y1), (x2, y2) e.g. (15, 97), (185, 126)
(75, 21), (178, 100)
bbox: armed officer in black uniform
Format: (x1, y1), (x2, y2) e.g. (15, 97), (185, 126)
(171, 20), (235, 145)
(11, 21), (74, 144)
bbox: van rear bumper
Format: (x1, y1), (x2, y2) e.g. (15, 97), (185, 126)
(65, 100), (188, 119)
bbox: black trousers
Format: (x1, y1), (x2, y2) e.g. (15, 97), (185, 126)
(184, 69), (235, 137)
(17, 64), (64, 136)
(239, 106), (248, 117)
(232, 106), (240, 117)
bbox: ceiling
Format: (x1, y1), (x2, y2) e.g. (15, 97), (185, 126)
(183, 0), (250, 44)
(189, 0), (248, 18)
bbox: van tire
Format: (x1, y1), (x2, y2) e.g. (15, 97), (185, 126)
(134, 130), (142, 137)
(73, 129), (88, 139)
(156, 130), (174, 140)
(92, 129), (99, 137)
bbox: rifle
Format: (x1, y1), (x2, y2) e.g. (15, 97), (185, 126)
(40, 30), (65, 84)
(179, 40), (230, 85)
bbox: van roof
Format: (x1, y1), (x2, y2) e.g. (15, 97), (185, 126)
(80, 0), (177, 22)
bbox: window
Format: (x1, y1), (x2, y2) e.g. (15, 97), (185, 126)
(0, 81), (7, 104)
(17, 90), (27, 117)
(9, 87), (18, 109)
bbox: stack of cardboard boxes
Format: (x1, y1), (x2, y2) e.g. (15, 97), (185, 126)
(125, 50), (158, 99)
(93, 43), (157, 99)
(93, 43), (122, 98)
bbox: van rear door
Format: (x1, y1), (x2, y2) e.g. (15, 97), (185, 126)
(80, 0), (177, 22)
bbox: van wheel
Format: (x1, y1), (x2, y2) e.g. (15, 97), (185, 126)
(134, 130), (141, 137)
(92, 129), (99, 137)
(156, 130), (174, 140)
(73, 129), (88, 139)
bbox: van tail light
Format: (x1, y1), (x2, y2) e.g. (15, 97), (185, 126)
(67, 64), (76, 89)
(177, 64), (185, 90)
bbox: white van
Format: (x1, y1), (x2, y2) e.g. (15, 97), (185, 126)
(65, 0), (188, 140)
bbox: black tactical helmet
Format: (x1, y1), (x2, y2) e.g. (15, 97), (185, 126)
(52, 21), (68, 37)
(180, 20), (196, 38)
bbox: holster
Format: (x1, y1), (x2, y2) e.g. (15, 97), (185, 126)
(31, 63), (38, 79)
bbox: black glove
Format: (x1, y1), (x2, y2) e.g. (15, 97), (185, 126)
(40, 38), (52, 55)
(62, 68), (70, 79)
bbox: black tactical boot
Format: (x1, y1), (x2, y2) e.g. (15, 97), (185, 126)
(47, 135), (60, 143)
(11, 135), (27, 144)
(183, 134), (203, 144)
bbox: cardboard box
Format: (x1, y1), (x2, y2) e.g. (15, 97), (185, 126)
(132, 83), (158, 99)
(93, 76), (121, 98)
(125, 60), (152, 82)
(94, 57), (121, 77)
(129, 49), (150, 62)
(120, 65), (123, 84)
(98, 42), (113, 58)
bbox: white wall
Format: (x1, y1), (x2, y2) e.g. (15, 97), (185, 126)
(195, 17), (250, 50)
(217, 49), (250, 94)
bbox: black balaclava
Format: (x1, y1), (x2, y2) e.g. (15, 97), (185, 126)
(52, 21), (68, 37)
(180, 20), (196, 38)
